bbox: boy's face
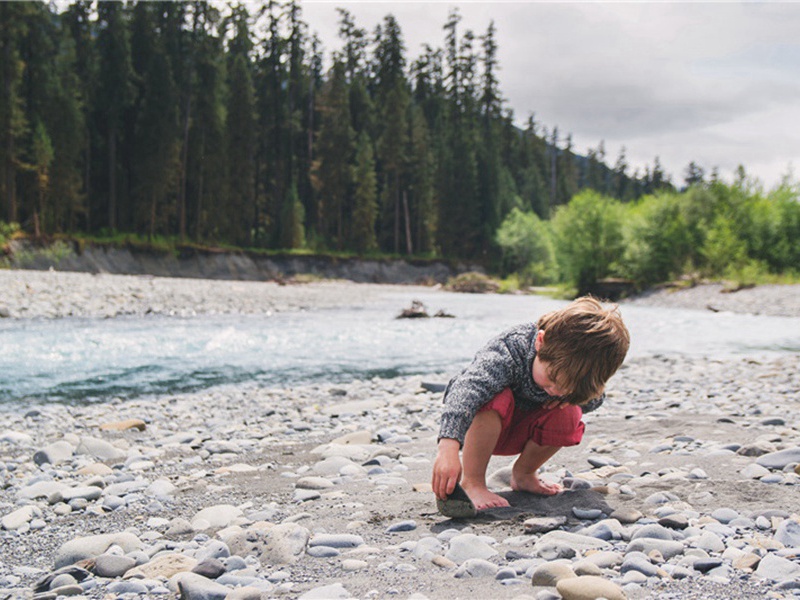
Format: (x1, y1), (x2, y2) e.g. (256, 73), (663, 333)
(533, 328), (569, 397)
(532, 355), (569, 397)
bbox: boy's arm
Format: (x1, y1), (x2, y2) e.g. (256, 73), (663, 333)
(438, 336), (517, 446)
(432, 438), (461, 500)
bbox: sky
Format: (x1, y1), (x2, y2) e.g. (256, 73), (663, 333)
(299, 1), (800, 190)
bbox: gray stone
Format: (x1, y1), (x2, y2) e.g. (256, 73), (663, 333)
(775, 520), (800, 548)
(107, 580), (149, 594)
(191, 558), (226, 579)
(227, 523), (310, 565)
(757, 447), (800, 470)
(711, 508), (740, 524)
(695, 531), (725, 553)
(659, 514), (689, 530)
(33, 441), (74, 466)
(755, 552), (800, 580)
(626, 538), (685, 559)
(172, 572), (231, 600)
(556, 575), (626, 600)
(621, 556), (660, 577)
(94, 554), (136, 578)
(530, 562), (576, 586)
(741, 464), (771, 479)
(524, 516), (567, 534)
(295, 476), (335, 490)
(308, 533), (364, 549)
(1, 505), (41, 531)
(445, 533), (498, 564)
(630, 524), (675, 541)
(385, 520), (417, 533)
(54, 532), (143, 569)
(17, 481), (69, 501)
(75, 436), (127, 461)
(572, 508), (604, 520)
(534, 531), (611, 553)
(610, 508), (643, 524)
(191, 504), (243, 530)
(455, 558), (499, 578)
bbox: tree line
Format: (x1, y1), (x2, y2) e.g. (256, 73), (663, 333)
(0, 1), (676, 263)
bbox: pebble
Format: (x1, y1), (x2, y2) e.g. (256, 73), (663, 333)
(556, 575), (626, 600)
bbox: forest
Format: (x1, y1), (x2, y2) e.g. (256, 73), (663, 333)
(1, 1), (798, 292)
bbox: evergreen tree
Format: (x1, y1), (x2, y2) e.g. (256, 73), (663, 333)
(312, 60), (354, 249)
(351, 130), (378, 253)
(226, 53), (256, 246)
(96, 2), (134, 231)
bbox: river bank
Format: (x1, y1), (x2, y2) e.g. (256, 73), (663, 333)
(2, 268), (800, 320)
(1, 269), (799, 599)
(1, 354), (799, 599)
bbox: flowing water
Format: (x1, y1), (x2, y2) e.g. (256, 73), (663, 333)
(1, 289), (798, 405)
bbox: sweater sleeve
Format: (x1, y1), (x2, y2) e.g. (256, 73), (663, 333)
(581, 393), (605, 413)
(438, 334), (519, 446)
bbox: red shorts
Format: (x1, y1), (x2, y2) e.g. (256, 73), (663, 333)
(478, 388), (585, 455)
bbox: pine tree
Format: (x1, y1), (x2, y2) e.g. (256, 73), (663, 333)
(96, 2), (134, 231)
(226, 53), (256, 246)
(351, 130), (378, 253)
(312, 60), (354, 249)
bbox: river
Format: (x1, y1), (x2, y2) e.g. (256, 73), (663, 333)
(1, 289), (798, 405)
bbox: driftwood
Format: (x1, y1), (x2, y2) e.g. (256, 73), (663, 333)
(397, 300), (455, 319)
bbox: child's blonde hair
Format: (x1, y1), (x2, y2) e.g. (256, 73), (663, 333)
(536, 296), (630, 405)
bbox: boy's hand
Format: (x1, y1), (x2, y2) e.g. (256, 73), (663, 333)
(432, 438), (461, 500)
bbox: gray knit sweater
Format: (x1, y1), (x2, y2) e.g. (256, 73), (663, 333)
(438, 322), (604, 445)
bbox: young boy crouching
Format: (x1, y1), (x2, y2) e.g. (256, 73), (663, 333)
(432, 296), (630, 512)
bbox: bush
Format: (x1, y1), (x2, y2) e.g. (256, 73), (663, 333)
(551, 191), (624, 295)
(495, 208), (557, 285)
(445, 272), (500, 294)
(621, 193), (692, 287)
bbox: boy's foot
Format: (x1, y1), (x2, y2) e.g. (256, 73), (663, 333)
(510, 471), (562, 496)
(436, 482), (477, 518)
(461, 481), (511, 510)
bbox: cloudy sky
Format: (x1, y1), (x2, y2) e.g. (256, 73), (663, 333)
(300, 1), (800, 189)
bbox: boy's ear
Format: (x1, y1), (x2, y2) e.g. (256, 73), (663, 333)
(535, 329), (545, 351)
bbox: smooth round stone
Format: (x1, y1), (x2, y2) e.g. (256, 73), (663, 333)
(573, 508), (603, 520)
(306, 546), (340, 558)
(563, 477), (592, 490)
(295, 476), (335, 490)
(94, 554), (136, 578)
(775, 519), (800, 547)
(694, 531), (725, 553)
(309, 534), (364, 549)
(626, 539), (685, 560)
(582, 551), (623, 569)
(385, 520), (417, 533)
(644, 492), (679, 505)
(756, 447), (800, 470)
(756, 553), (800, 580)
(192, 558), (227, 579)
(455, 558), (499, 578)
(658, 514), (689, 530)
(49, 574), (78, 589)
(530, 562), (576, 586)
(687, 468), (708, 479)
(556, 575), (626, 600)
(711, 508), (740, 524)
(107, 580), (149, 594)
(621, 556), (659, 577)
(445, 534), (498, 564)
(293, 489), (321, 502)
(694, 558), (724, 573)
(609, 508), (643, 524)
(631, 524), (674, 541)
(524, 516), (568, 534)
(761, 474), (784, 484)
(741, 463), (771, 479)
(341, 559), (368, 572)
(496, 567), (518, 580)
(587, 456), (620, 468)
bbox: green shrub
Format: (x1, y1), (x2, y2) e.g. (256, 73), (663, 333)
(495, 208), (557, 285)
(621, 193), (692, 287)
(551, 191), (625, 295)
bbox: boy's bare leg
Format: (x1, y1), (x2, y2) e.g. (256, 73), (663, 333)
(510, 439), (563, 495)
(461, 410), (510, 509)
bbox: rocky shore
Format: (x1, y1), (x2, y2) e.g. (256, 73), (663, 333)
(1, 270), (799, 599)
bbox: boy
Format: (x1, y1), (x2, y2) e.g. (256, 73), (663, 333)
(432, 296), (629, 513)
